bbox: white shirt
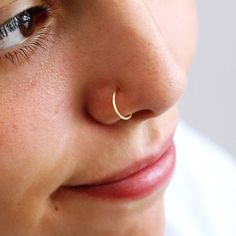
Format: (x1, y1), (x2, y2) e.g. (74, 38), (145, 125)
(164, 121), (236, 236)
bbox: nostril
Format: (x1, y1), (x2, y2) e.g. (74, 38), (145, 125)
(132, 109), (156, 121)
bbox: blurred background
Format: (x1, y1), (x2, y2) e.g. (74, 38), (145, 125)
(180, 0), (236, 157)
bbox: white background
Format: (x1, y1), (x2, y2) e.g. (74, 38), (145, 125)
(180, 0), (236, 156)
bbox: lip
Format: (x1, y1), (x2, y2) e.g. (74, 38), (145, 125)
(62, 140), (176, 200)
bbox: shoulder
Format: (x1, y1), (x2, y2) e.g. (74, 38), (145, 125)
(164, 121), (236, 236)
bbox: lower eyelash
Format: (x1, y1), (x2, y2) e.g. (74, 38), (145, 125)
(0, 25), (55, 67)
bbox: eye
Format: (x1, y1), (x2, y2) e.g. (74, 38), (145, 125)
(0, 7), (49, 49)
(0, 3), (57, 67)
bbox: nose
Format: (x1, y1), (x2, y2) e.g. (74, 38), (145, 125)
(83, 0), (187, 124)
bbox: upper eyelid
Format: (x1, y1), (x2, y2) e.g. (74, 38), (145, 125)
(0, 0), (44, 24)
(0, 7), (34, 29)
(0, 10), (33, 41)
(0, 0), (17, 8)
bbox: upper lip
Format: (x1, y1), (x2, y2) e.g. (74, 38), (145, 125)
(69, 136), (174, 187)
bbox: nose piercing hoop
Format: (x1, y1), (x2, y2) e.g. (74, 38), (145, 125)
(112, 91), (132, 121)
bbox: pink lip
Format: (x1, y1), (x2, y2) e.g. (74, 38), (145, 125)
(63, 141), (176, 200)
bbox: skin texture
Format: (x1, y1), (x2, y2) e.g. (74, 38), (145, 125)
(0, 0), (197, 235)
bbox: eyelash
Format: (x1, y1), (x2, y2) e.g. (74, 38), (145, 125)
(0, 1), (57, 67)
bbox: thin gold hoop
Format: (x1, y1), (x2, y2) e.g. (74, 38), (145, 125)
(112, 91), (132, 121)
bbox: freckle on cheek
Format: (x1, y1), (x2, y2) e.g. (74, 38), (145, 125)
(54, 204), (59, 212)
(11, 123), (18, 131)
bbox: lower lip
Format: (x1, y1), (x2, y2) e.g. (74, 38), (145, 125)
(63, 142), (176, 200)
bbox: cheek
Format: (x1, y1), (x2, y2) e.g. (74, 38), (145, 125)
(0, 66), (80, 232)
(0, 70), (71, 198)
(146, 0), (198, 69)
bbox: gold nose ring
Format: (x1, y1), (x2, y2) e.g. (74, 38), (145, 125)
(112, 91), (132, 121)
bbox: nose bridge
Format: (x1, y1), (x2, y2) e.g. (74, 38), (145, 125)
(85, 0), (164, 66)
(84, 0), (186, 124)
(96, 1), (162, 55)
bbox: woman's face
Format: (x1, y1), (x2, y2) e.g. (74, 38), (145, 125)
(0, 0), (197, 235)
